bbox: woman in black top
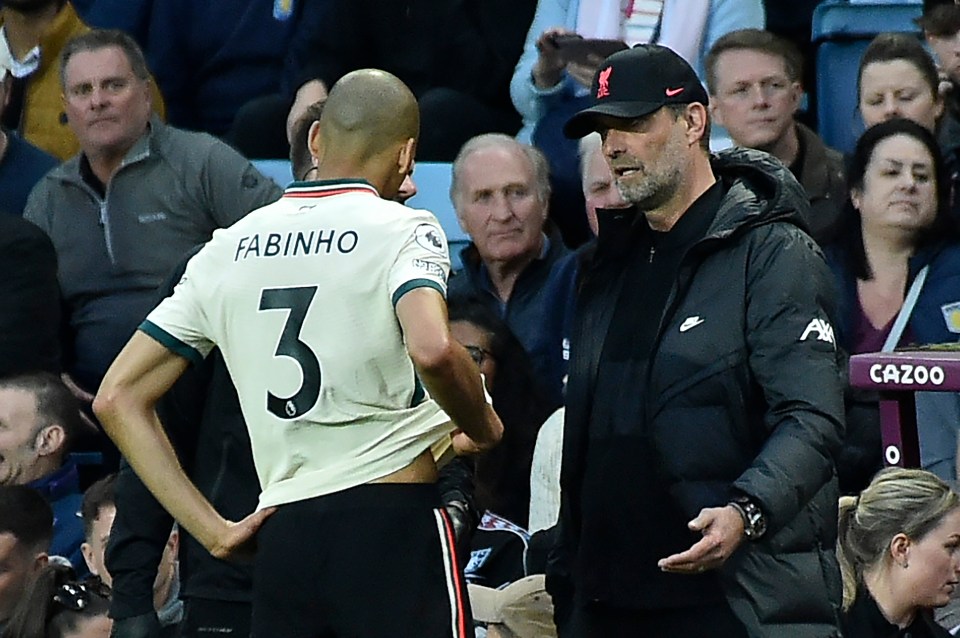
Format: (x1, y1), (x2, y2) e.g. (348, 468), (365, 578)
(839, 467), (960, 637)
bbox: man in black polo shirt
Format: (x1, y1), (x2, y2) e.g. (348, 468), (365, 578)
(551, 45), (845, 637)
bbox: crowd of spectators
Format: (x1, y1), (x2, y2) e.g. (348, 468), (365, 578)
(5, 0), (960, 635)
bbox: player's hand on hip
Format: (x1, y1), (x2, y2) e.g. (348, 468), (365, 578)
(208, 507), (276, 562)
(657, 505), (745, 575)
(452, 409), (503, 455)
(452, 429), (486, 456)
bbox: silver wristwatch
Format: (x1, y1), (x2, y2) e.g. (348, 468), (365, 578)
(730, 496), (767, 540)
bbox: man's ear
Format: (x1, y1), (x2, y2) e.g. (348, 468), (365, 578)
(308, 121), (323, 166)
(685, 103), (709, 148)
(398, 138), (416, 177)
(34, 552), (49, 573)
(789, 81), (803, 116)
(850, 187), (863, 212)
(35, 424), (66, 458)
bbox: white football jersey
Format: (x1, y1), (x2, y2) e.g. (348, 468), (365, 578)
(143, 180), (455, 508)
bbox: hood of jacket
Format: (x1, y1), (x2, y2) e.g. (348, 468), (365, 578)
(704, 146), (811, 242)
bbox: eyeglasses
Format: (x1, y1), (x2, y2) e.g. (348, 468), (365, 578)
(464, 345), (492, 366)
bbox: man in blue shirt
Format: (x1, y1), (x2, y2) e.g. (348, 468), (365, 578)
(0, 63), (56, 216)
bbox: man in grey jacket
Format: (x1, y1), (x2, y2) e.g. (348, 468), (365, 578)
(25, 29), (281, 406)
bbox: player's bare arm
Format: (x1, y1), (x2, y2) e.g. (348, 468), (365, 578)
(396, 288), (503, 452)
(93, 332), (274, 560)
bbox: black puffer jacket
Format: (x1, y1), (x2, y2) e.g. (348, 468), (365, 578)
(551, 148), (845, 637)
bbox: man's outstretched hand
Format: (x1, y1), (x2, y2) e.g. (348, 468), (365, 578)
(657, 505), (745, 574)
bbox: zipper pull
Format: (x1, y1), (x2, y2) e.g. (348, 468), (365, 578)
(648, 245), (655, 263)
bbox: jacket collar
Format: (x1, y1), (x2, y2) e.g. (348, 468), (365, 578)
(52, 115), (160, 184)
(26, 457), (79, 502)
(795, 122), (840, 201)
(0, 2), (84, 76)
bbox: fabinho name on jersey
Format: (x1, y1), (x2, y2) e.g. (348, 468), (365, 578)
(234, 229), (359, 261)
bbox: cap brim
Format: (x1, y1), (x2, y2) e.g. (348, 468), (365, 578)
(563, 100), (662, 138)
(468, 584), (504, 624)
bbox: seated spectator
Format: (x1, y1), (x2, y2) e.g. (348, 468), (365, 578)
(278, 0), (537, 162)
(826, 118), (960, 490)
(0, 373), (85, 573)
(24, 29), (281, 415)
(510, 0), (765, 247)
(0, 61), (56, 217)
(838, 467), (959, 638)
(919, 3), (960, 225)
(706, 28), (845, 243)
(0, 485), (53, 633)
(448, 134), (578, 409)
(3, 563), (111, 638)
(79, 475), (181, 636)
(69, 0), (150, 46)
(147, 0), (327, 139)
(858, 33), (943, 135)
(0, 215), (60, 377)
(578, 131), (626, 237)
(448, 299), (555, 528)
(0, 0), (164, 160)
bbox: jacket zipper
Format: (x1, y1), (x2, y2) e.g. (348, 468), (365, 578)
(98, 199), (116, 264)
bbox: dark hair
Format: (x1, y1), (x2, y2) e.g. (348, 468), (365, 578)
(289, 100), (326, 181)
(80, 474), (116, 541)
(0, 372), (82, 455)
(59, 29), (151, 89)
(704, 28), (804, 93)
(3, 563), (110, 638)
(857, 33), (940, 104)
(835, 117), (954, 279)
(447, 297), (556, 524)
(0, 486), (53, 554)
(917, 4), (960, 37)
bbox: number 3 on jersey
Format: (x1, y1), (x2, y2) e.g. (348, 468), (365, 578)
(258, 286), (321, 419)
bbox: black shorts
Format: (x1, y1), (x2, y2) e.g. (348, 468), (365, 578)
(252, 483), (470, 637)
(179, 599), (251, 637)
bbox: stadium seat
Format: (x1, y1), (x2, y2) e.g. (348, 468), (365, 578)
(406, 162), (471, 272)
(812, 0), (923, 155)
(251, 158), (294, 188)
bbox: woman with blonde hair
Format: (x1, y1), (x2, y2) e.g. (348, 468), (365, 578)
(838, 467), (960, 637)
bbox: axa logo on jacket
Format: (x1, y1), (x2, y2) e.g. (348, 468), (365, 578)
(799, 317), (835, 347)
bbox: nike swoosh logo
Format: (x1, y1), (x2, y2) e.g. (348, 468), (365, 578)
(665, 87), (684, 97)
(679, 317), (704, 333)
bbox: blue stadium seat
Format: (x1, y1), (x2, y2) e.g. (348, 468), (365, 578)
(406, 162), (471, 272)
(812, 0), (923, 155)
(251, 159), (294, 188)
